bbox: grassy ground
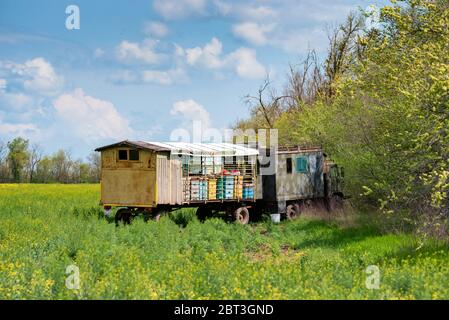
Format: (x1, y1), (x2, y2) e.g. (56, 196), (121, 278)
(0, 184), (448, 299)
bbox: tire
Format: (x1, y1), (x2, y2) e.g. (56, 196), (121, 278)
(115, 208), (133, 226)
(196, 206), (212, 222)
(234, 207), (250, 225)
(286, 203), (301, 220)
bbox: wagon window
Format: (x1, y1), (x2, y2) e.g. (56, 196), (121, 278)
(286, 158), (292, 174)
(296, 156), (308, 173)
(129, 149), (139, 161)
(118, 149), (128, 161)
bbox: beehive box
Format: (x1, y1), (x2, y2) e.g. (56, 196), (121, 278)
(234, 175), (243, 199)
(191, 178), (208, 201)
(243, 183), (255, 199)
(208, 178), (217, 200)
(217, 176), (234, 199)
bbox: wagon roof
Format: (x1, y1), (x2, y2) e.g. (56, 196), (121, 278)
(95, 140), (259, 156)
(94, 140), (171, 152)
(144, 141), (259, 156)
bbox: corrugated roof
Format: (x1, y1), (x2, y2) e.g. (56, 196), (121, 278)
(145, 142), (259, 156)
(95, 140), (259, 156)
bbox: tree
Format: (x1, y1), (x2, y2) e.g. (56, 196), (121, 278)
(239, 75), (290, 129)
(7, 137), (29, 182)
(51, 150), (72, 183)
(237, 12), (364, 133)
(324, 12), (364, 98)
(0, 140), (8, 182)
(87, 152), (101, 183)
(35, 156), (53, 183)
(276, 0), (449, 228)
(27, 143), (43, 183)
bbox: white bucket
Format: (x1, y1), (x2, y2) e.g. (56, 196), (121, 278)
(104, 208), (111, 217)
(271, 213), (281, 223)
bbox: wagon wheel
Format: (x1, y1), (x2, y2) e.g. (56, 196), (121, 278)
(285, 203), (301, 220)
(115, 208), (133, 226)
(196, 207), (212, 222)
(234, 207), (250, 225)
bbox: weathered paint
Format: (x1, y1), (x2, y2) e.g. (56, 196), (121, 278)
(275, 151), (324, 201)
(100, 148), (157, 207)
(156, 154), (183, 205)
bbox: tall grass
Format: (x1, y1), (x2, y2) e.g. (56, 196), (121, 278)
(0, 184), (448, 299)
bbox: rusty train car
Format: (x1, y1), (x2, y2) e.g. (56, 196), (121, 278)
(95, 140), (344, 225)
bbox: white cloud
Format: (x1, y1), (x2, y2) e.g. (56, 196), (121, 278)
(0, 121), (40, 137)
(0, 57), (63, 96)
(236, 5), (278, 21)
(213, 0), (231, 16)
(210, 2), (278, 21)
(53, 88), (132, 141)
(142, 68), (187, 85)
(143, 21), (169, 38)
(170, 99), (211, 128)
(0, 79), (6, 93)
(181, 38), (266, 79)
(275, 27), (328, 53)
(110, 70), (140, 84)
(111, 68), (187, 85)
(227, 48), (266, 79)
(94, 48), (105, 58)
(186, 37), (224, 69)
(1, 92), (33, 110)
(232, 22), (275, 46)
(21, 58), (62, 95)
(116, 39), (164, 64)
(216, 0), (358, 54)
(153, 0), (207, 20)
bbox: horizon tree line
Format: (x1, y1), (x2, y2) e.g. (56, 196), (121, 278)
(0, 137), (100, 183)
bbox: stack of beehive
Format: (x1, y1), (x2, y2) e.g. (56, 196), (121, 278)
(191, 178), (208, 201)
(208, 178), (217, 200)
(234, 175), (243, 199)
(217, 176), (234, 199)
(182, 177), (190, 202)
(243, 183), (255, 199)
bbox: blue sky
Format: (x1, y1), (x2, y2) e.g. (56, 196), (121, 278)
(0, 0), (386, 159)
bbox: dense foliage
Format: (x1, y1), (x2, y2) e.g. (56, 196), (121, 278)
(1, 184), (448, 299)
(241, 0), (449, 234)
(0, 137), (100, 183)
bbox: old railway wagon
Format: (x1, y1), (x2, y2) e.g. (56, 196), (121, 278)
(95, 140), (344, 225)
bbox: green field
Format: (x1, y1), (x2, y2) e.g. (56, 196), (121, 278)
(1, 184), (448, 299)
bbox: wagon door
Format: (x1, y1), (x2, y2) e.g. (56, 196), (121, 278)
(156, 154), (182, 205)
